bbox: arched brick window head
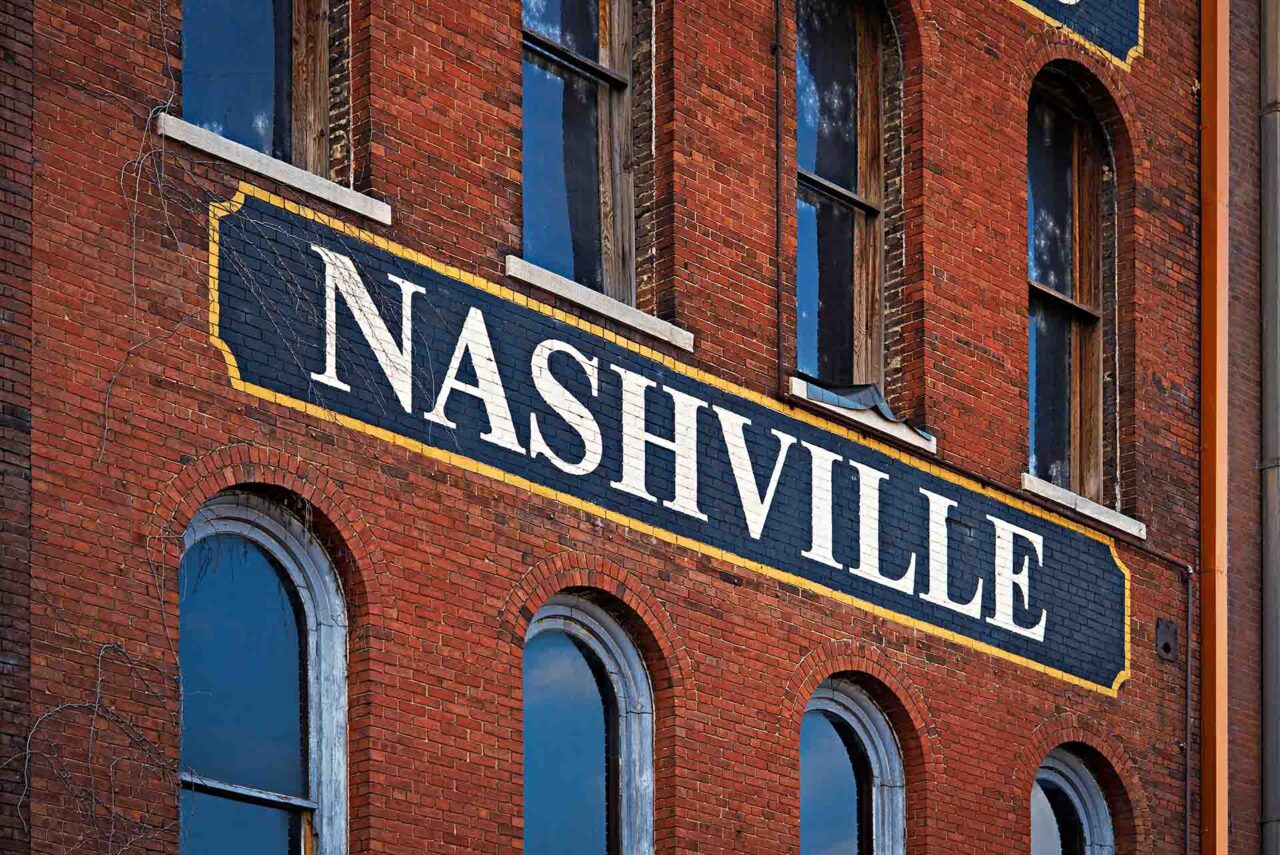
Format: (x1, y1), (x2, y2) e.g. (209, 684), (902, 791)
(178, 492), (348, 855)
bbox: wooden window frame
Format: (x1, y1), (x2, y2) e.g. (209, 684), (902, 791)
(1027, 83), (1106, 502)
(795, 1), (885, 388)
(180, 773), (319, 854)
(520, 0), (636, 304)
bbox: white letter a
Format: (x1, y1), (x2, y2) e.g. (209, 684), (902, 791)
(423, 307), (525, 454)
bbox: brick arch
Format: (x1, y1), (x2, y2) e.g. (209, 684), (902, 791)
(1011, 712), (1152, 854)
(1017, 32), (1149, 174)
(780, 638), (944, 853)
(1016, 38), (1147, 257)
(149, 444), (392, 855)
(498, 552), (694, 705)
(886, 0), (941, 64)
(147, 442), (390, 628)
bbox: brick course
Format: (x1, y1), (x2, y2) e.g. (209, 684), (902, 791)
(8, 0), (1207, 852)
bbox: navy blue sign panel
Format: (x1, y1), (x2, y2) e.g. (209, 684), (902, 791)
(1010, 0), (1143, 67)
(209, 184), (1130, 695)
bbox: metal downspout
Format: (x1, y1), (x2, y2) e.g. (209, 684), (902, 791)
(773, 0), (786, 398)
(1201, 0), (1231, 848)
(1261, 0), (1280, 850)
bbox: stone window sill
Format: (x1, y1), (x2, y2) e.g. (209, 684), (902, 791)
(155, 114), (391, 225)
(505, 256), (694, 352)
(1021, 473), (1147, 540)
(788, 377), (937, 454)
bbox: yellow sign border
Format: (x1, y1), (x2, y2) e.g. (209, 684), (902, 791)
(1009, 0), (1145, 71)
(208, 182), (1131, 697)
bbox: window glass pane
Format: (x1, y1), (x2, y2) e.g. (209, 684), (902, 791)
(800, 710), (871, 855)
(182, 0), (292, 159)
(180, 534), (307, 797)
(524, 630), (616, 855)
(796, 0), (858, 191)
(1031, 780), (1086, 855)
(797, 186), (856, 386)
(1029, 294), (1072, 488)
(180, 788), (301, 855)
(523, 0), (600, 60)
(522, 52), (604, 293)
(1027, 94), (1075, 296)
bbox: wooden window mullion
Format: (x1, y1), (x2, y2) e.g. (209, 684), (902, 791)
(598, 0), (634, 305)
(854, 4), (883, 387)
(292, 0), (329, 174)
(522, 0), (631, 301)
(1074, 122), (1103, 500)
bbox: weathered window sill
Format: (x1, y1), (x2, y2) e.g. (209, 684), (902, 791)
(788, 377), (937, 454)
(505, 255), (694, 352)
(1021, 473), (1147, 540)
(156, 114), (391, 225)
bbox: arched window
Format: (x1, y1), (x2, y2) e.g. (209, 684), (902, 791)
(178, 493), (347, 855)
(795, 0), (894, 388)
(1026, 69), (1114, 500)
(523, 593), (653, 855)
(1031, 748), (1115, 855)
(800, 679), (905, 855)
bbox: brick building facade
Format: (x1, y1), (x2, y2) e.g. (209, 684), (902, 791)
(0, 0), (1215, 853)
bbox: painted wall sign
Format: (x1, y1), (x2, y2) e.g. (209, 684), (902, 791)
(1010, 0), (1143, 68)
(208, 184), (1130, 695)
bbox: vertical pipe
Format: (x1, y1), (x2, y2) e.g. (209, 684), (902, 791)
(1187, 565), (1195, 855)
(1260, 0), (1280, 852)
(1200, 0), (1230, 847)
(773, 0), (786, 397)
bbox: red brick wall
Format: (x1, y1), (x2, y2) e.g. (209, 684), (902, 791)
(19, 0), (1203, 852)
(0, 0), (33, 851)
(1228, 0), (1263, 848)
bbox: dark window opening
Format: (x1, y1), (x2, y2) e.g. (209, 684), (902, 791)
(800, 709), (874, 855)
(1031, 779), (1087, 855)
(523, 629), (621, 855)
(521, 0), (633, 302)
(182, 0), (337, 175)
(179, 533), (313, 854)
(180, 789), (304, 855)
(1027, 79), (1109, 501)
(182, 0), (292, 160)
(795, 0), (884, 390)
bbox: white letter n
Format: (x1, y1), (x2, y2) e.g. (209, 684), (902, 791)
(310, 244), (424, 413)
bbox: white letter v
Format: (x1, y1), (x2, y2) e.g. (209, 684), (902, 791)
(714, 405), (796, 540)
